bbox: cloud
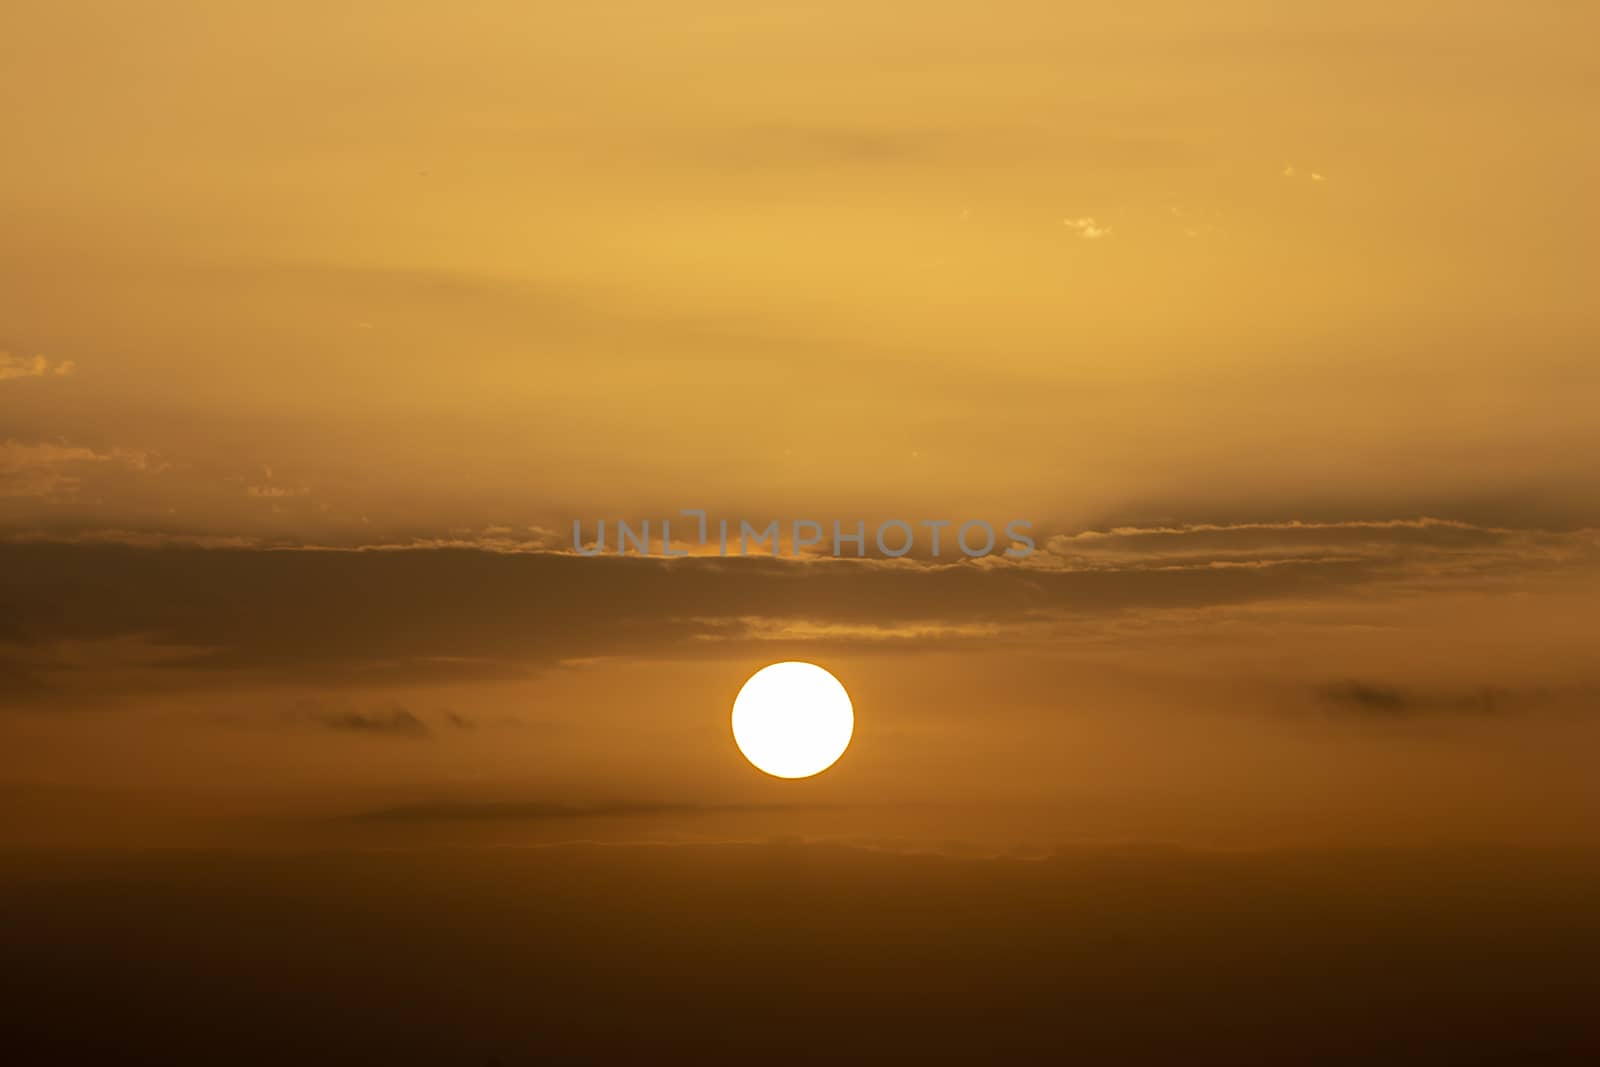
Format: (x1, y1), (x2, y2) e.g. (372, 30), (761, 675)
(0, 353), (75, 382)
(1317, 680), (1513, 719)
(299, 702), (432, 738)
(1, 513), (1594, 702)
(1062, 216), (1112, 239)
(0, 441), (154, 498)
(409, 525), (562, 553)
(1317, 679), (1413, 716)
(1041, 517), (1594, 578)
(0, 540), (1385, 695)
(279, 699), (485, 736)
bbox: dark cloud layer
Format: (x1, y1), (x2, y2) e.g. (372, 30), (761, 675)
(2, 525), (1593, 703)
(308, 704), (431, 738)
(1318, 679), (1514, 719)
(0, 540), (1388, 697)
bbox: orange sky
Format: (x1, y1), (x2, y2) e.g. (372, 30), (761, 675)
(2, 2), (1598, 851)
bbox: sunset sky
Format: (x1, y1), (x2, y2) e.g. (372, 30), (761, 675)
(2, 6), (1599, 1059)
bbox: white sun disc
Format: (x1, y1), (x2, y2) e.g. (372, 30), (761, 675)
(731, 662), (854, 779)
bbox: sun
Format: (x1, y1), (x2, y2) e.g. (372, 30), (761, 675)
(731, 662), (854, 779)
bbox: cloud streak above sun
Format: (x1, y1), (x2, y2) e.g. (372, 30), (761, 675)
(4, 511), (1595, 705)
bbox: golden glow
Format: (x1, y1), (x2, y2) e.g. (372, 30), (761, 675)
(731, 662), (854, 779)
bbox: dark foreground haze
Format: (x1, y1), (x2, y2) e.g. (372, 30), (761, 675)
(5, 842), (1598, 1065)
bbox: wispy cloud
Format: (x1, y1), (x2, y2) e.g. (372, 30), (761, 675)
(282, 699), (484, 737)
(0, 353), (75, 382)
(1062, 216), (1112, 239)
(1317, 679), (1511, 719)
(297, 702), (432, 738)
(0, 441), (153, 498)
(1036, 516), (1596, 582)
